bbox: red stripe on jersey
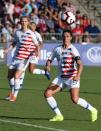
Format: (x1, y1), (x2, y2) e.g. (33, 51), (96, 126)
(63, 61), (74, 64)
(16, 54), (30, 59)
(22, 39), (33, 42)
(16, 56), (28, 60)
(61, 65), (74, 68)
(62, 69), (77, 72)
(27, 36), (33, 39)
(61, 71), (78, 78)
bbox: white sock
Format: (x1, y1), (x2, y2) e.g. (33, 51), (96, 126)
(46, 97), (62, 115)
(9, 78), (14, 94)
(13, 89), (19, 98)
(77, 98), (94, 111)
(14, 79), (20, 97)
(19, 72), (25, 88)
(33, 69), (45, 75)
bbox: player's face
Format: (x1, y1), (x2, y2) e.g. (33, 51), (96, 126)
(21, 18), (29, 28)
(63, 32), (72, 46)
(30, 23), (36, 31)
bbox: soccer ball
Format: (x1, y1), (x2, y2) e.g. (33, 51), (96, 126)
(61, 11), (76, 25)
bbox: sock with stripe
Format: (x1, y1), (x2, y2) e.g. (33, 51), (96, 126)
(46, 96), (62, 115)
(33, 69), (45, 75)
(77, 98), (94, 111)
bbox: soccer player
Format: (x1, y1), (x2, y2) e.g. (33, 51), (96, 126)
(5, 16), (39, 102)
(44, 29), (98, 122)
(28, 22), (51, 80)
(5, 46), (26, 101)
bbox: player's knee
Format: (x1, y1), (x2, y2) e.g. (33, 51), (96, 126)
(29, 69), (33, 74)
(8, 75), (11, 80)
(44, 90), (52, 97)
(15, 73), (21, 79)
(29, 68), (35, 74)
(8, 74), (13, 80)
(71, 97), (79, 104)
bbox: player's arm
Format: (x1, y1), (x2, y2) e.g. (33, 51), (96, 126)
(45, 59), (52, 71)
(37, 41), (43, 57)
(37, 33), (43, 56)
(4, 42), (15, 54)
(45, 48), (57, 71)
(4, 30), (18, 54)
(39, 41), (43, 48)
(74, 56), (83, 80)
(36, 44), (41, 57)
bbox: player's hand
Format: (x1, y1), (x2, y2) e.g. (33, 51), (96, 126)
(4, 48), (10, 55)
(45, 66), (50, 72)
(73, 74), (80, 81)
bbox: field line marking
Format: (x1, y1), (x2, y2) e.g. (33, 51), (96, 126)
(0, 119), (69, 131)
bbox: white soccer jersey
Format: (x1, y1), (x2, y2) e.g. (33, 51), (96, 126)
(29, 31), (43, 64)
(48, 44), (80, 78)
(6, 47), (16, 66)
(34, 31), (43, 44)
(13, 29), (38, 60)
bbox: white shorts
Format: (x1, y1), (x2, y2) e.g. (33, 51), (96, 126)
(52, 76), (80, 89)
(9, 59), (29, 71)
(29, 55), (39, 64)
(5, 48), (15, 66)
(5, 51), (13, 66)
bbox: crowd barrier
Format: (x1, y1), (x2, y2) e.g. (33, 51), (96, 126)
(0, 33), (101, 43)
(0, 43), (101, 66)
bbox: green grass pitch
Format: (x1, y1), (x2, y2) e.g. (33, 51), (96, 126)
(0, 64), (101, 131)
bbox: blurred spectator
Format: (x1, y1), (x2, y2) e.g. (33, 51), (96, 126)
(85, 19), (100, 34)
(21, 7), (30, 16)
(30, 9), (39, 25)
(81, 34), (91, 45)
(22, 0), (32, 16)
(67, 2), (76, 14)
(0, 0), (100, 43)
(58, 2), (70, 31)
(30, 0), (38, 14)
(46, 14), (55, 33)
(13, 1), (23, 18)
(1, 14), (11, 24)
(81, 14), (90, 31)
(4, 0), (15, 22)
(52, 9), (62, 33)
(0, 1), (5, 18)
(57, 0), (68, 7)
(85, 19), (100, 42)
(1, 22), (12, 49)
(72, 23), (84, 43)
(47, 0), (57, 9)
(38, 13), (47, 33)
(76, 10), (82, 24)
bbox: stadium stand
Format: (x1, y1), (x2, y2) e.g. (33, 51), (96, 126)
(0, 0), (101, 43)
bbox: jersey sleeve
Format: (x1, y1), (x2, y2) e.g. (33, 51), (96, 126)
(48, 47), (57, 61)
(72, 45), (80, 57)
(13, 30), (19, 46)
(35, 32), (43, 43)
(32, 32), (38, 45)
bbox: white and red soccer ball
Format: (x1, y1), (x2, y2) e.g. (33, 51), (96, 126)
(61, 11), (76, 25)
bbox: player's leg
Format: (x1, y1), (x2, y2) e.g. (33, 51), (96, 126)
(29, 63), (45, 75)
(19, 71), (25, 89)
(29, 56), (51, 80)
(5, 48), (16, 100)
(10, 60), (28, 102)
(10, 69), (23, 101)
(6, 68), (16, 100)
(44, 77), (64, 121)
(7, 70), (25, 98)
(70, 83), (98, 122)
